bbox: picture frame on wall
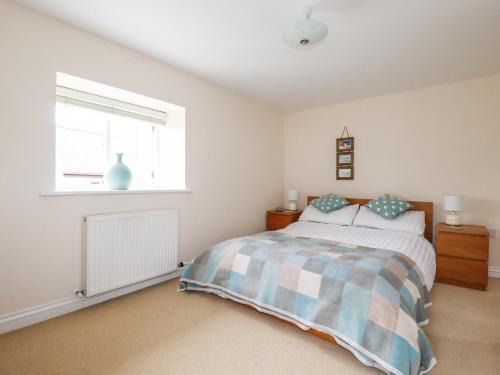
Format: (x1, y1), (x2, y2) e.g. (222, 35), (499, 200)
(337, 137), (354, 151)
(337, 152), (353, 164)
(337, 167), (353, 180)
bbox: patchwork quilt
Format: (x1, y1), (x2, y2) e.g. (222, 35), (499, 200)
(179, 232), (436, 375)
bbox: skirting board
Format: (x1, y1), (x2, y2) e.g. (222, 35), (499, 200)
(489, 266), (500, 278)
(0, 270), (182, 335)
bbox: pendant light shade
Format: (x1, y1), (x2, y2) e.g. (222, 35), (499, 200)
(283, 6), (328, 48)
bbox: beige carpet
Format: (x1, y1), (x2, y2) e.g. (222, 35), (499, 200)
(1, 278), (499, 375)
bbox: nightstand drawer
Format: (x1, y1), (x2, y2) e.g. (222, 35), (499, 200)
(436, 232), (488, 261)
(267, 215), (293, 230)
(436, 255), (488, 290)
(266, 211), (300, 231)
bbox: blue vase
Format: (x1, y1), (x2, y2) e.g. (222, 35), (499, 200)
(105, 153), (132, 190)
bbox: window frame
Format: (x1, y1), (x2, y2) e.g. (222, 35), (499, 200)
(48, 72), (187, 195)
(55, 86), (166, 191)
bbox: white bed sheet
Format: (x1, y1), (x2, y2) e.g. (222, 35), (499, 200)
(279, 221), (436, 290)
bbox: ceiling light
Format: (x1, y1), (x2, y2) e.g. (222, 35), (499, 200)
(283, 5), (328, 48)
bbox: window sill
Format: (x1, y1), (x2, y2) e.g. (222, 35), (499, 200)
(40, 188), (194, 196)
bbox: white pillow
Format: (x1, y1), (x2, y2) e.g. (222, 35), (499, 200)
(299, 204), (359, 226)
(353, 206), (425, 235)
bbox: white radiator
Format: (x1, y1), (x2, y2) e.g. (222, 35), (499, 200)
(84, 209), (178, 297)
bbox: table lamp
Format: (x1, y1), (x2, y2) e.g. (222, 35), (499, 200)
(287, 189), (299, 211)
(444, 195), (464, 229)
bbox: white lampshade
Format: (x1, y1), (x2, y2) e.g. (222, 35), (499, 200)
(287, 189), (299, 201)
(443, 195), (464, 212)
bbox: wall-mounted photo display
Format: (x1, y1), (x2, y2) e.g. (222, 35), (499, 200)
(336, 126), (354, 180)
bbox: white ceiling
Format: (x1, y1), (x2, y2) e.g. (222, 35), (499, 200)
(15, 0), (500, 111)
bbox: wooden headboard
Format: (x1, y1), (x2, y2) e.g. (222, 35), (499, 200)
(307, 196), (434, 242)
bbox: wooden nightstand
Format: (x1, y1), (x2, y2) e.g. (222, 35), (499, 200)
(435, 223), (489, 290)
(266, 210), (301, 231)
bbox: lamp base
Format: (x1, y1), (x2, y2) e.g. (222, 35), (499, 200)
(445, 212), (462, 228)
(288, 201), (298, 211)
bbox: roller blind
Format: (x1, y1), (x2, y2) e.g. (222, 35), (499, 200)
(56, 86), (167, 125)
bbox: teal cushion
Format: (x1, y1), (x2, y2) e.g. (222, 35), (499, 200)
(365, 194), (413, 220)
(311, 194), (349, 213)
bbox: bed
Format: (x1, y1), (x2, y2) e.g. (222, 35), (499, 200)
(179, 197), (436, 375)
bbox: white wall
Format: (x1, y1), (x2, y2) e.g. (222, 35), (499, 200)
(284, 74), (500, 268)
(0, 0), (284, 315)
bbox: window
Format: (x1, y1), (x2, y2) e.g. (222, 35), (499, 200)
(55, 73), (185, 191)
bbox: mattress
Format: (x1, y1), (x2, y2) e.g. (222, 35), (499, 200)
(279, 221), (436, 290)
